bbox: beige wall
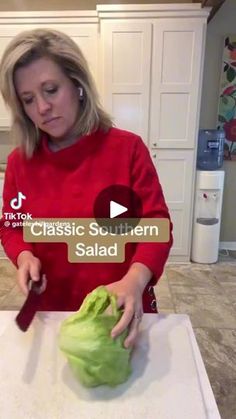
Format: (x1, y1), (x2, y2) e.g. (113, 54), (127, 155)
(0, 0), (191, 11)
(199, 0), (236, 243)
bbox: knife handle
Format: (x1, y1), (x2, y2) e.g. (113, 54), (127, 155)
(28, 274), (47, 295)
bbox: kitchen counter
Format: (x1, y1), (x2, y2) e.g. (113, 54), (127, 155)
(0, 312), (221, 419)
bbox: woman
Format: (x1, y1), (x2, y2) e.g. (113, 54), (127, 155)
(0, 29), (172, 348)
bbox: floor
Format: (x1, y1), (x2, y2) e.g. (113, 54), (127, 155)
(0, 254), (235, 419)
(156, 255), (236, 419)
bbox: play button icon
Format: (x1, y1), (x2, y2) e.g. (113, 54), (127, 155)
(94, 184), (142, 234)
(110, 201), (128, 218)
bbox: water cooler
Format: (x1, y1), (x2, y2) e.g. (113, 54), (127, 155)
(191, 130), (225, 264)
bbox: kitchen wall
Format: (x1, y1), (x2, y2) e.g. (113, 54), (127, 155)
(0, 0), (193, 11)
(199, 0), (236, 246)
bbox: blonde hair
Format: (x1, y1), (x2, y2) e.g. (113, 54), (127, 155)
(0, 28), (113, 158)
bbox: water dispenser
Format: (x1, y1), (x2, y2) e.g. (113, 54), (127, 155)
(191, 171), (225, 263)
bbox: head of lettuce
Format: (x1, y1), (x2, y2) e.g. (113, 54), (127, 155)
(58, 286), (132, 387)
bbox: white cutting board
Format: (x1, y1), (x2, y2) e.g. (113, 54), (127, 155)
(0, 312), (221, 419)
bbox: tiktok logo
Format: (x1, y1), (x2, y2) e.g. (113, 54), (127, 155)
(10, 192), (26, 210)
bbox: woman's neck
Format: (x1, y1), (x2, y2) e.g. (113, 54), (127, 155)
(48, 135), (80, 152)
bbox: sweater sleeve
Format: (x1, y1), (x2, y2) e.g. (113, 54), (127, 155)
(0, 153), (34, 267)
(130, 136), (173, 284)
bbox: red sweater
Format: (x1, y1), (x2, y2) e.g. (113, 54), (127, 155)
(0, 127), (172, 312)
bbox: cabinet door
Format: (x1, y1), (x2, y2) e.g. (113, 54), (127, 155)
(100, 20), (152, 144)
(150, 19), (206, 149)
(0, 24), (99, 130)
(151, 149), (195, 257)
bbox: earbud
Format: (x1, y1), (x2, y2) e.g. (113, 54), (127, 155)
(78, 86), (83, 99)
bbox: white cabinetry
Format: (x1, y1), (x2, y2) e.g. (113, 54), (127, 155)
(150, 19), (205, 149)
(100, 20), (152, 143)
(151, 150), (195, 258)
(99, 5), (209, 260)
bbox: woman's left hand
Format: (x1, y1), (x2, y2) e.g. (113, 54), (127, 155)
(105, 262), (152, 349)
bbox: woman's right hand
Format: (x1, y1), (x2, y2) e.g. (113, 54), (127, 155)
(16, 250), (42, 296)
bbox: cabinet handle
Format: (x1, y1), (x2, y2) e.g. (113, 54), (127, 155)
(152, 154), (156, 158)
(153, 142), (157, 147)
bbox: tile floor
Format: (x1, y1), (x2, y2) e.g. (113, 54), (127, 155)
(155, 259), (236, 419)
(0, 256), (235, 419)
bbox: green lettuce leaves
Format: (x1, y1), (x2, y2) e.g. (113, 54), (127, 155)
(58, 286), (132, 387)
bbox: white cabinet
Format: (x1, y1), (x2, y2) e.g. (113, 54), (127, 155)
(99, 17), (206, 151)
(99, 7), (208, 151)
(99, 5), (209, 261)
(100, 20), (152, 144)
(151, 150), (195, 259)
(150, 19), (206, 149)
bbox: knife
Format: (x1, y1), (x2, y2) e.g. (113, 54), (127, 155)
(15, 274), (47, 332)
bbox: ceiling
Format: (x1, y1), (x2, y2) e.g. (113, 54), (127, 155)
(0, 0), (227, 20)
(193, 0), (226, 22)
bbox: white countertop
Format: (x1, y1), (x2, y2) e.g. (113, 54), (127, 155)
(0, 312), (221, 419)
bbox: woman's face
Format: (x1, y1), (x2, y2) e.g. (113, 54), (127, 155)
(14, 56), (80, 143)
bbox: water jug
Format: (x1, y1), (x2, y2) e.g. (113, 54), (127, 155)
(197, 129), (225, 170)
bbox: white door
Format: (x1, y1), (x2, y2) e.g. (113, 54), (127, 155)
(151, 149), (195, 257)
(149, 19), (206, 149)
(100, 20), (152, 144)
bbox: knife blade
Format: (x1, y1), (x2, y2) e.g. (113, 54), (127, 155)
(15, 274), (47, 332)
